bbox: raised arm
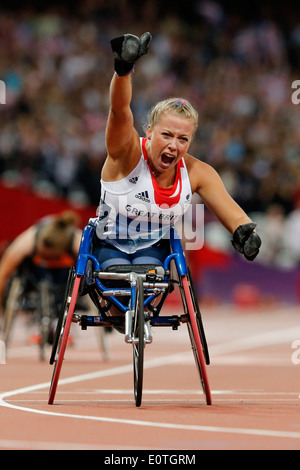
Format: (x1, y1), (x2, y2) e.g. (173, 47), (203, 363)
(105, 73), (135, 157)
(103, 33), (152, 180)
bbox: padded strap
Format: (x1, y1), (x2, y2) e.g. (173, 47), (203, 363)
(104, 264), (160, 274)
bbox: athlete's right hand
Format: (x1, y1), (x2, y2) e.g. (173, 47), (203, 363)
(110, 32), (152, 76)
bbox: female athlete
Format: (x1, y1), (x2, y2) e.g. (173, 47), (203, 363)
(90, 32), (261, 270)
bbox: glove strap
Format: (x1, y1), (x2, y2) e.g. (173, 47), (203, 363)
(114, 59), (135, 76)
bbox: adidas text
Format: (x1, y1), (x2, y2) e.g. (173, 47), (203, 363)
(135, 191), (150, 203)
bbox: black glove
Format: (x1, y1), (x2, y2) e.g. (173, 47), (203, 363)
(232, 222), (261, 261)
(110, 32), (152, 76)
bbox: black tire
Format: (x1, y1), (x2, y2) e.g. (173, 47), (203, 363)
(49, 267), (75, 365)
(181, 275), (212, 405)
(48, 272), (80, 404)
(187, 268), (210, 365)
(132, 276), (145, 407)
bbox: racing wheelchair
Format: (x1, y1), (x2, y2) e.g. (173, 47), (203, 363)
(2, 270), (57, 361)
(48, 224), (212, 406)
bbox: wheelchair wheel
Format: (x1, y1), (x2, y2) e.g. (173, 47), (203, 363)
(39, 280), (53, 362)
(187, 268), (210, 365)
(1, 277), (21, 346)
(132, 275), (145, 407)
(49, 267), (75, 365)
(181, 275), (212, 405)
(48, 268), (80, 405)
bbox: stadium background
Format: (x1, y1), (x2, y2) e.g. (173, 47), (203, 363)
(1, 0), (300, 305)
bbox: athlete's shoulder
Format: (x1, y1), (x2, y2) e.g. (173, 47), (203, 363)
(184, 154), (220, 192)
(184, 153), (209, 168)
(102, 130), (141, 181)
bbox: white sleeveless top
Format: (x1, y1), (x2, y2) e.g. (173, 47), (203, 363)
(90, 137), (192, 254)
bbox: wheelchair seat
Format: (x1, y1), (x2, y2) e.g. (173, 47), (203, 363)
(98, 264), (166, 288)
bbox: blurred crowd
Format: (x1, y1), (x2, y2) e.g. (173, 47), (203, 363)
(1, 0), (300, 268)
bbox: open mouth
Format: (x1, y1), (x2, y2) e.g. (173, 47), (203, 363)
(161, 153), (175, 166)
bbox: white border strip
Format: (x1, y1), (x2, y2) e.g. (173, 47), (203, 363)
(0, 340), (6, 364)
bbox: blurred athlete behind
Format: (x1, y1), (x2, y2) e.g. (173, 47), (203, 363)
(0, 210), (82, 312)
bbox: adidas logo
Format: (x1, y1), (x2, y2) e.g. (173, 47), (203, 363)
(135, 191), (150, 202)
(129, 176), (139, 184)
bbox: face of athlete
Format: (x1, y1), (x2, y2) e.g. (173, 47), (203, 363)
(146, 112), (194, 176)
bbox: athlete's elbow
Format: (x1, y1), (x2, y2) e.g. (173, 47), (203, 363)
(109, 106), (133, 124)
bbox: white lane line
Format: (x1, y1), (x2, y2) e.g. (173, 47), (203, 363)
(0, 352), (192, 402)
(1, 327), (300, 441)
(210, 325), (299, 355)
(2, 395), (300, 440)
(0, 340), (6, 364)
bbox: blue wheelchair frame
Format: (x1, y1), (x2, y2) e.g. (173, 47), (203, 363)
(76, 224), (188, 324)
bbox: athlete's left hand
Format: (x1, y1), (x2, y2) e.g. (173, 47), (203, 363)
(231, 222), (261, 261)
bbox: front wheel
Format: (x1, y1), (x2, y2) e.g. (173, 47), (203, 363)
(132, 276), (145, 407)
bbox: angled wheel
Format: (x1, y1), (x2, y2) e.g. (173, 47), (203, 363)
(132, 275), (145, 407)
(48, 267), (80, 405)
(49, 267), (75, 365)
(181, 274), (212, 405)
(187, 268), (210, 365)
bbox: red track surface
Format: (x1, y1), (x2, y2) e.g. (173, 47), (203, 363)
(1, 304), (300, 450)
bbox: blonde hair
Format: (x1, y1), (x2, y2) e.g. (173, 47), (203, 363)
(147, 98), (198, 134)
(38, 211), (79, 253)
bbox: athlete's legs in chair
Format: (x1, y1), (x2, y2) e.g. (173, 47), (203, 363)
(91, 236), (170, 318)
